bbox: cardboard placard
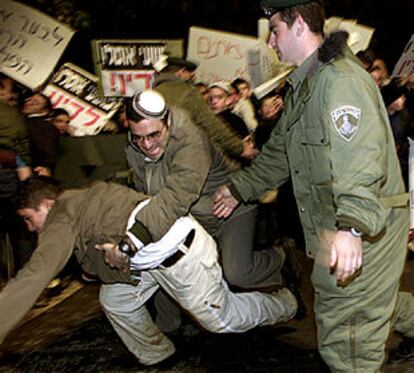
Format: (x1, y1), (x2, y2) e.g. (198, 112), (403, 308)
(393, 35), (414, 78)
(92, 39), (183, 97)
(187, 26), (277, 87)
(43, 63), (121, 136)
(0, 0), (74, 89)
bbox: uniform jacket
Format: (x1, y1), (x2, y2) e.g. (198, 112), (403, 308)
(231, 32), (408, 258)
(0, 182), (147, 343)
(155, 72), (244, 158)
(126, 107), (237, 241)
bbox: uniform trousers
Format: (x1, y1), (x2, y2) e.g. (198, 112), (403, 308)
(312, 207), (414, 372)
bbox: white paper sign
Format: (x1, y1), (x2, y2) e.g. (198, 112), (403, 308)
(409, 137), (414, 229)
(100, 70), (154, 97)
(393, 35), (414, 78)
(0, 0), (74, 89)
(324, 17), (374, 55)
(43, 63), (121, 136)
(92, 39), (183, 97)
(187, 26), (275, 87)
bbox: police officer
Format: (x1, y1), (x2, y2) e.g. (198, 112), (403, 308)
(213, 0), (414, 371)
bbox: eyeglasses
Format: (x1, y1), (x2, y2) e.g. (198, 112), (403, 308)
(132, 124), (167, 145)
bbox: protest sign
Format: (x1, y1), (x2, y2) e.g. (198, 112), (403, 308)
(253, 67), (293, 100)
(43, 63), (121, 136)
(324, 17), (374, 54)
(92, 39), (183, 96)
(0, 0), (74, 89)
(392, 35), (414, 78)
(187, 26), (277, 87)
(409, 137), (414, 231)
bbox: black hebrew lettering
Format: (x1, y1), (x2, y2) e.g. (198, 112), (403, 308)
(101, 45), (137, 67)
(0, 9), (13, 24)
(0, 29), (27, 49)
(52, 26), (65, 46)
(54, 68), (90, 96)
(40, 26), (50, 41)
(83, 85), (119, 112)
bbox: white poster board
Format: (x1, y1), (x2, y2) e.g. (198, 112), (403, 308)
(43, 63), (121, 136)
(100, 70), (155, 97)
(409, 137), (414, 229)
(187, 26), (277, 87)
(0, 0), (74, 89)
(92, 39), (183, 97)
(393, 35), (414, 78)
(324, 17), (374, 55)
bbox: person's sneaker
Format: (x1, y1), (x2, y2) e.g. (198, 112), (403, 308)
(270, 288), (298, 322)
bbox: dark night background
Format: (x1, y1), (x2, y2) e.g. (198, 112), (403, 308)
(21, 0), (414, 79)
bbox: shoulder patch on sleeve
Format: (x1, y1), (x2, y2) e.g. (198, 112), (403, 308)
(331, 105), (361, 142)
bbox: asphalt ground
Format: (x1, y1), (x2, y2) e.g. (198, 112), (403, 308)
(1, 247), (414, 372)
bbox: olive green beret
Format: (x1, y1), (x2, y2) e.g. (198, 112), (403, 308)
(261, 0), (314, 16)
(167, 57), (198, 71)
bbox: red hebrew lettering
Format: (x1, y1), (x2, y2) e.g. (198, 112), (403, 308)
(69, 101), (84, 120)
(235, 67), (248, 77)
(133, 73), (152, 88)
(83, 108), (100, 126)
(110, 72), (116, 93)
(197, 36), (245, 60)
(50, 92), (64, 107)
(118, 74), (126, 96)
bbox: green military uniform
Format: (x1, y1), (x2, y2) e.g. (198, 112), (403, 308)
(230, 32), (414, 371)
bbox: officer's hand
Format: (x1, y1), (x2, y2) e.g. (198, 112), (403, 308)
(330, 230), (363, 282)
(34, 166), (51, 176)
(95, 243), (129, 272)
(213, 185), (239, 218)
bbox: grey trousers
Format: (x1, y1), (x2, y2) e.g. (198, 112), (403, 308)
(100, 219), (295, 365)
(216, 206), (285, 289)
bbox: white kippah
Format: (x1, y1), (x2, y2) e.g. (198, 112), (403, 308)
(132, 90), (167, 120)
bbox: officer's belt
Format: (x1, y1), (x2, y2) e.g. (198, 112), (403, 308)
(379, 193), (409, 208)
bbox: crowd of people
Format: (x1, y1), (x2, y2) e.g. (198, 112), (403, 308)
(1, 0), (414, 371)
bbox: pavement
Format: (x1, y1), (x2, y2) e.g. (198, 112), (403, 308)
(1, 247), (414, 372)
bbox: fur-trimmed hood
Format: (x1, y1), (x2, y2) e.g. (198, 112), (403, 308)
(318, 30), (349, 63)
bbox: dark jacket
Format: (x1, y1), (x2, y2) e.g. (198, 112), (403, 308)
(126, 107), (236, 240)
(0, 182), (147, 344)
(26, 116), (59, 170)
(0, 100), (31, 166)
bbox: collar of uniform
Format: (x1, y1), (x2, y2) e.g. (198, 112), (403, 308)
(287, 50), (318, 93)
(154, 72), (181, 87)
